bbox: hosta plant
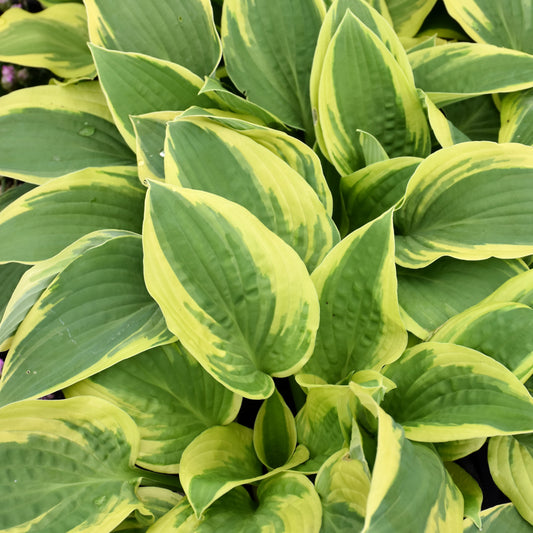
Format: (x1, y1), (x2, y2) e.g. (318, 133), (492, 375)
(1, 0), (533, 531)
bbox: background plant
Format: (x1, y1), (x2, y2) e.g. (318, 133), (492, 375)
(1, 0), (533, 532)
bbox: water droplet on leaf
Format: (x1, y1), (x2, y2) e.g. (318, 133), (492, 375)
(78, 125), (96, 137)
(159, 150), (165, 157)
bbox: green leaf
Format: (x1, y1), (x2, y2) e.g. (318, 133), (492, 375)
(381, 342), (533, 442)
(310, 0), (414, 155)
(409, 43), (533, 106)
(435, 438), (486, 462)
(481, 269), (533, 307)
(131, 111), (182, 184)
(0, 230), (128, 347)
(499, 89), (533, 145)
(0, 167), (145, 263)
(0, 183), (35, 212)
(0, 397), (144, 533)
(163, 114), (338, 270)
(0, 262), (29, 326)
(179, 423), (309, 517)
(386, 0), (438, 37)
(0, 82), (135, 183)
(489, 434), (533, 525)
(253, 389), (297, 469)
(394, 142), (533, 268)
(85, 0), (221, 77)
(90, 44), (218, 149)
(397, 257), (528, 338)
(430, 302), (533, 382)
(0, 4), (94, 78)
(143, 182), (320, 400)
(222, 0), (325, 135)
(341, 156), (421, 232)
(464, 503), (533, 532)
(65, 342), (241, 474)
(294, 386), (352, 472)
(314, 448), (370, 532)
(362, 407), (463, 532)
(445, 462), (483, 529)
(317, 11), (430, 174)
(147, 473), (322, 532)
(358, 130), (389, 165)
(300, 211), (406, 384)
(443, 0), (533, 53)
(0, 234), (174, 407)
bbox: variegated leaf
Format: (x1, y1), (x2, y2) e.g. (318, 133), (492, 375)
(143, 182), (319, 399)
(464, 503), (533, 532)
(394, 142), (533, 268)
(0, 397), (145, 533)
(317, 11), (430, 174)
(85, 0), (221, 77)
(445, 462), (483, 529)
(0, 3), (94, 78)
(0, 234), (174, 407)
(386, 0), (438, 37)
(300, 211), (406, 384)
(0, 82), (135, 182)
(381, 342), (533, 442)
(499, 89), (533, 145)
(164, 114), (338, 270)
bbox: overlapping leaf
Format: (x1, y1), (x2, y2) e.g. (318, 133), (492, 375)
(386, 0), (438, 37)
(0, 3), (94, 78)
(85, 0), (221, 77)
(316, 11), (430, 174)
(0, 397), (144, 533)
(464, 503), (533, 532)
(0, 234), (174, 407)
(394, 142), (533, 268)
(222, 0), (325, 135)
(0, 167), (145, 263)
(143, 182), (319, 399)
(499, 89), (533, 145)
(381, 342), (533, 442)
(0, 82), (135, 182)
(65, 342), (241, 474)
(163, 114), (338, 270)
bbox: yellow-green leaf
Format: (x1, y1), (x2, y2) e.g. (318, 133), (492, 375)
(0, 4), (94, 78)
(499, 89), (533, 146)
(143, 182), (319, 400)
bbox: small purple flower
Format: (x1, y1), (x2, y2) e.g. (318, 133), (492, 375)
(11, 3), (22, 7)
(0, 358), (4, 377)
(1, 65), (15, 84)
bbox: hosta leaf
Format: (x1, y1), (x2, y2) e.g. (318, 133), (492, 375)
(341, 156), (421, 231)
(132, 111), (182, 184)
(386, 0), (438, 37)
(445, 462), (483, 529)
(143, 182), (319, 399)
(409, 43), (533, 106)
(481, 269), (533, 307)
(222, 0), (325, 135)
(0, 230), (128, 347)
(397, 257), (527, 338)
(315, 448), (370, 532)
(381, 342), (533, 442)
(488, 434), (533, 525)
(363, 407), (463, 532)
(464, 503), (533, 532)
(254, 389), (297, 469)
(0, 183), (35, 212)
(394, 142), (533, 268)
(295, 386), (352, 472)
(443, 0), (533, 53)
(85, 0), (221, 77)
(430, 302), (533, 382)
(65, 342), (241, 474)
(317, 11), (430, 175)
(0, 263), (29, 324)
(435, 438), (486, 462)
(300, 211), (406, 384)
(147, 473), (322, 532)
(311, 0), (414, 155)
(499, 89), (533, 145)
(358, 130), (389, 165)
(164, 115), (338, 270)
(0, 4), (94, 78)
(0, 82), (135, 182)
(442, 95), (500, 142)
(0, 167), (145, 263)
(90, 45), (217, 150)
(198, 77), (287, 130)
(180, 423), (308, 517)
(0, 397), (144, 533)
(0, 234), (174, 407)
